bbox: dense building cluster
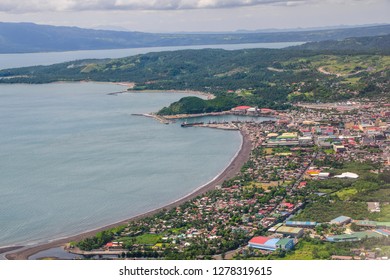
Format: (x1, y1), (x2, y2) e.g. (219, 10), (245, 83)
(72, 100), (389, 260)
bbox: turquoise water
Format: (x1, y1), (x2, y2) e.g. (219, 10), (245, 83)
(0, 82), (243, 247)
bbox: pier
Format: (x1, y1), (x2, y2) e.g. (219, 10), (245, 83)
(181, 121), (239, 130)
(131, 113), (171, 124)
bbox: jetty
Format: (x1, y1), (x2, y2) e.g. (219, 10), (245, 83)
(131, 113), (170, 124)
(181, 121), (239, 130)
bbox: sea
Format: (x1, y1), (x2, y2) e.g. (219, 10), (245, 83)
(0, 42), (286, 250)
(0, 41), (304, 70)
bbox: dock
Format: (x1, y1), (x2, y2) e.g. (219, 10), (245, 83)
(181, 121), (239, 130)
(131, 113), (170, 124)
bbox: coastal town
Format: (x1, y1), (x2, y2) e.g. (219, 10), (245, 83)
(64, 99), (390, 260)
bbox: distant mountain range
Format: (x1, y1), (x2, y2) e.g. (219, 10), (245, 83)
(0, 22), (390, 54)
(291, 34), (390, 54)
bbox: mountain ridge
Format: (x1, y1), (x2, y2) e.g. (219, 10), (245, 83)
(1, 22), (390, 53)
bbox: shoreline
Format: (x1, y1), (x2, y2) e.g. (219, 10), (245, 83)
(0, 246), (24, 255)
(125, 89), (215, 100)
(6, 129), (252, 260)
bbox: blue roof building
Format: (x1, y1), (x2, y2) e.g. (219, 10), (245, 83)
(330, 216), (351, 225)
(286, 221), (317, 228)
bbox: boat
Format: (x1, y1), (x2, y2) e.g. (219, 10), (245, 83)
(181, 122), (204, 127)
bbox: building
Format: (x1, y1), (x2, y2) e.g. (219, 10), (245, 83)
(275, 238), (295, 251)
(333, 143), (346, 153)
(330, 216), (351, 225)
(275, 226), (304, 238)
(334, 172), (359, 179)
(367, 202), (380, 213)
(355, 220), (377, 228)
(298, 136), (313, 145)
(377, 222), (390, 229)
(354, 220), (390, 229)
(277, 132), (298, 140)
(327, 231), (382, 242)
(260, 108), (275, 115)
(286, 221), (317, 228)
(248, 236), (278, 251)
(374, 229), (390, 237)
(231, 106), (252, 114)
(248, 236), (294, 251)
(268, 223), (283, 233)
(318, 172), (330, 178)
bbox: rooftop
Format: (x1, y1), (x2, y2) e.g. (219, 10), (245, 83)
(249, 236), (270, 245)
(330, 216), (351, 224)
(276, 226), (303, 234)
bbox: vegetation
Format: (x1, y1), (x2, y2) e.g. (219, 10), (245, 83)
(77, 226), (126, 251)
(239, 236), (390, 260)
(1, 34), (389, 114)
(292, 162), (390, 222)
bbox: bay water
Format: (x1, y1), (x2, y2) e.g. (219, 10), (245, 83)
(0, 42), (304, 70)
(0, 82), (244, 247)
(0, 42), (282, 250)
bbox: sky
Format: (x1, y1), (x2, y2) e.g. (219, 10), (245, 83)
(0, 0), (389, 32)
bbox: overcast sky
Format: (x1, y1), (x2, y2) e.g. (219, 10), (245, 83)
(0, 0), (389, 32)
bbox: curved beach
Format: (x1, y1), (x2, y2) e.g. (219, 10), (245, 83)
(6, 129), (252, 260)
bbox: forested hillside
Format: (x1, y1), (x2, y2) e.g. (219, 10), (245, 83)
(1, 34), (389, 114)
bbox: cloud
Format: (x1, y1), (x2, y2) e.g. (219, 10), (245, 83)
(0, 0), (375, 13)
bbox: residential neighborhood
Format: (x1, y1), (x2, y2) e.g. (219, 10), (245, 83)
(72, 100), (390, 260)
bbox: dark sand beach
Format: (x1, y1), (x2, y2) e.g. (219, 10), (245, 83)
(0, 246), (24, 255)
(6, 130), (252, 260)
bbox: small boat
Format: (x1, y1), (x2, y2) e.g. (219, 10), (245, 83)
(181, 122), (204, 127)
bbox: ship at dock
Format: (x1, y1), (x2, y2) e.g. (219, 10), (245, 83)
(181, 121), (204, 127)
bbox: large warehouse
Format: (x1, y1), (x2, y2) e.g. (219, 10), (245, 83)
(275, 226), (304, 238)
(248, 236), (294, 251)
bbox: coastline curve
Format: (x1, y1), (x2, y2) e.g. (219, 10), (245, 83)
(6, 129), (252, 260)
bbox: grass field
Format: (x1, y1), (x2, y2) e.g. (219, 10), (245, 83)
(118, 233), (162, 246)
(313, 55), (390, 76)
(284, 55), (390, 77)
(135, 234), (162, 245)
(336, 188), (358, 200)
(324, 149), (335, 155)
(244, 181), (276, 190)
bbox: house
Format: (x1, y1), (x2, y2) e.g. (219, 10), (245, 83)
(333, 143), (346, 153)
(367, 202), (380, 213)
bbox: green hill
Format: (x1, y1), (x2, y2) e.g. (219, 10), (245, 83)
(292, 34), (390, 54)
(1, 34), (389, 114)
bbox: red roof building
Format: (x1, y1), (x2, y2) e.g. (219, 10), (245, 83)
(232, 106), (252, 111)
(249, 236), (270, 245)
